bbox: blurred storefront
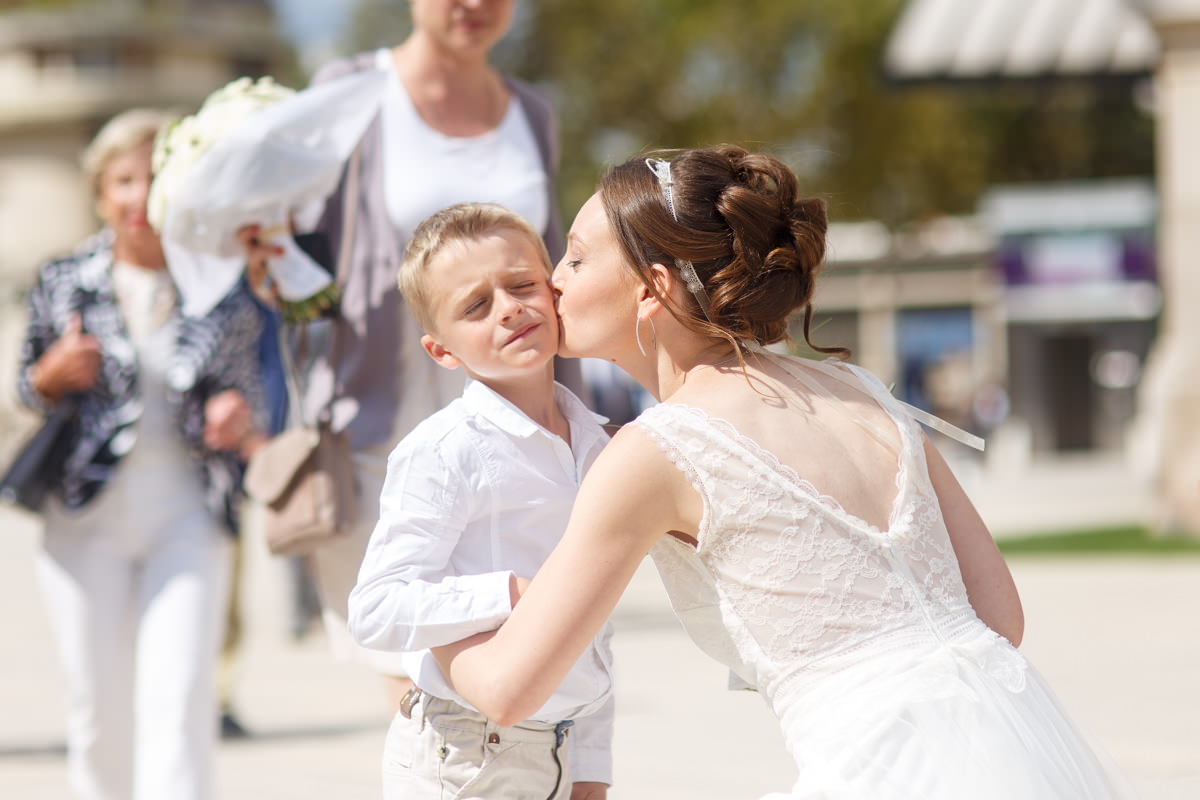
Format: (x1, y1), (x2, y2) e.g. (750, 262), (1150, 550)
(0, 0), (295, 285)
(810, 175), (1161, 458)
(883, 0), (1200, 533)
(805, 217), (1005, 445)
(983, 180), (1159, 454)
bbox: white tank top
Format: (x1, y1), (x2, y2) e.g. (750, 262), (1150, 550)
(376, 49), (550, 243)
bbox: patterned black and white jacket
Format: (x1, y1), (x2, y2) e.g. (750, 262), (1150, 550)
(16, 229), (265, 536)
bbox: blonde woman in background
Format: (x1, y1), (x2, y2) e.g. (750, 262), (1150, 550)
(17, 109), (266, 800)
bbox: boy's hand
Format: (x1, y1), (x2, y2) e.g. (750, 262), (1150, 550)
(508, 574), (533, 608)
(570, 782), (608, 800)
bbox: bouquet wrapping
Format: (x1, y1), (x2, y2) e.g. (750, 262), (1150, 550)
(150, 70), (388, 320)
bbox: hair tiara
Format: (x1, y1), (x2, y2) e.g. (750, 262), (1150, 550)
(645, 158), (713, 323)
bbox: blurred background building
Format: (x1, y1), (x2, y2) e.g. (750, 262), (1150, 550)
(0, 0), (297, 453)
(882, 0), (1200, 533)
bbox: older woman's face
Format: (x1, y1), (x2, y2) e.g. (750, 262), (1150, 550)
(96, 139), (157, 246)
(551, 193), (640, 361)
(410, 0), (517, 55)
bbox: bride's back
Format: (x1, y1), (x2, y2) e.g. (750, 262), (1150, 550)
(669, 353), (910, 535)
(639, 352), (977, 688)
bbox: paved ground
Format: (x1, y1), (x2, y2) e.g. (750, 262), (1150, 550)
(1, 458), (1198, 799)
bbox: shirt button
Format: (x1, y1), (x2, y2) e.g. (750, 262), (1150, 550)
(487, 733), (500, 744)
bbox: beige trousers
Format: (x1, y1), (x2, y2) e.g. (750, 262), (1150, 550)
(383, 693), (573, 800)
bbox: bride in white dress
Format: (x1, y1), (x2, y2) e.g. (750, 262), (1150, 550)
(432, 146), (1138, 799)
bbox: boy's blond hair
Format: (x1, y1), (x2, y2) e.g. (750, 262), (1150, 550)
(399, 202), (553, 334)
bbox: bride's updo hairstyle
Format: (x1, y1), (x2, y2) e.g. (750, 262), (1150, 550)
(599, 145), (846, 357)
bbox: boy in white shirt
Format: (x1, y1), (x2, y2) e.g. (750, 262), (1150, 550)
(348, 202), (614, 800)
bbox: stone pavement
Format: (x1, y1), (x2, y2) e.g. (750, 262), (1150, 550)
(2, 493), (1198, 798)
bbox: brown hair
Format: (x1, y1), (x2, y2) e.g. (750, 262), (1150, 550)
(599, 145), (847, 358)
(399, 201), (553, 334)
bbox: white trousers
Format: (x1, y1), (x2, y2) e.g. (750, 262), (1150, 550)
(37, 483), (232, 800)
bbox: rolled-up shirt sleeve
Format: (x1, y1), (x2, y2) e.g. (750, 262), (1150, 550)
(348, 435), (515, 652)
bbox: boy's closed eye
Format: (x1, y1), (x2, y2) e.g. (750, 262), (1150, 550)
(462, 297), (488, 318)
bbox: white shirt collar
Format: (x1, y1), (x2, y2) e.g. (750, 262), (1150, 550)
(460, 378), (608, 444)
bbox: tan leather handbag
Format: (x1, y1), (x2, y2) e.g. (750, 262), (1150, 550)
(245, 145), (361, 556)
(244, 422), (356, 556)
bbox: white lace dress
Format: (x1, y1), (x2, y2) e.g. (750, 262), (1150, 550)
(631, 357), (1137, 799)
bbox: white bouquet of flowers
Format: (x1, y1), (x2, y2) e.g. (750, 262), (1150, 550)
(150, 70), (387, 321)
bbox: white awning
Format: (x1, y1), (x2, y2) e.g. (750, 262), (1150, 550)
(883, 0), (1160, 82)
(980, 179), (1158, 233)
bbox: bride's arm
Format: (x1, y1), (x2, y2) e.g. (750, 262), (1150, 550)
(924, 436), (1025, 645)
(432, 428), (690, 726)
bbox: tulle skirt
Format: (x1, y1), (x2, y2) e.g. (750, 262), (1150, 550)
(761, 615), (1138, 799)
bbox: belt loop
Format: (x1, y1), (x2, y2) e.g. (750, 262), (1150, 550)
(544, 719), (574, 800)
(399, 686), (423, 720)
(553, 719), (574, 748)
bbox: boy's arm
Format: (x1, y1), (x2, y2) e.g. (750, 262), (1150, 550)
(347, 442), (516, 652)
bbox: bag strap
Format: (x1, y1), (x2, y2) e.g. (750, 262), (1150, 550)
(279, 143), (363, 430)
(277, 324), (309, 429)
(334, 144), (361, 288)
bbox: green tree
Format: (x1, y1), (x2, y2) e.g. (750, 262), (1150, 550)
(341, 0), (411, 54)
(343, 1), (1153, 227)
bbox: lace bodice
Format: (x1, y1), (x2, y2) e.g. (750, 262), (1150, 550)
(630, 356), (1138, 798)
(632, 357), (976, 703)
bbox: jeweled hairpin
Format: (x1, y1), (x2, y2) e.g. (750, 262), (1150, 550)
(645, 158), (713, 322)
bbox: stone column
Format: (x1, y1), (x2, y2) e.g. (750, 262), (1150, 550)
(1132, 1), (1200, 532)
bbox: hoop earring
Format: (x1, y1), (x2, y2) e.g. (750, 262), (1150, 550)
(635, 316), (657, 357)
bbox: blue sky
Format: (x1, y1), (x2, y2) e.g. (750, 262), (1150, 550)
(268, 0), (350, 68)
